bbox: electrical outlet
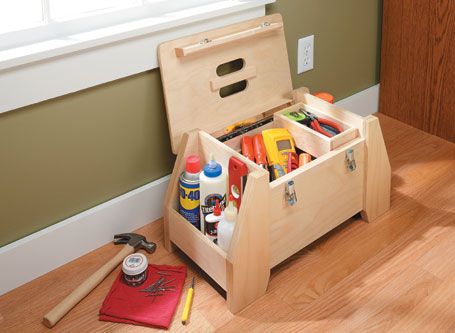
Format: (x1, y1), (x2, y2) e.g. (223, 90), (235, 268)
(298, 35), (314, 74)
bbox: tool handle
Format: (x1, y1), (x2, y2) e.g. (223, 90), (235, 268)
(287, 152), (292, 174)
(319, 118), (343, 134)
(252, 135), (267, 166)
(43, 244), (134, 328)
(241, 136), (255, 162)
(299, 153), (312, 167)
(181, 287), (194, 324)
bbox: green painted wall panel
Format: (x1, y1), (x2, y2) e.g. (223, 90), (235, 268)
(0, 71), (173, 246)
(267, 0), (382, 99)
(0, 0), (382, 246)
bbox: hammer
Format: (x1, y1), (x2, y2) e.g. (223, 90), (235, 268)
(43, 233), (156, 328)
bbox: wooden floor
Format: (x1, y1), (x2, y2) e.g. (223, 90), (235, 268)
(1, 114), (454, 332)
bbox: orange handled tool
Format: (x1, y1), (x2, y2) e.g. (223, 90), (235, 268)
(299, 153), (312, 167)
(241, 136), (255, 162)
(252, 135), (268, 169)
(314, 92), (334, 104)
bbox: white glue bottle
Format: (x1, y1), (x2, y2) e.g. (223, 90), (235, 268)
(218, 195), (238, 252)
(200, 155), (227, 239)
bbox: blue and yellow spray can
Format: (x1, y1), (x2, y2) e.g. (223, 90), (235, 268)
(179, 155), (201, 230)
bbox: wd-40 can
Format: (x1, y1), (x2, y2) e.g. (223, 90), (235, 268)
(178, 155), (201, 230)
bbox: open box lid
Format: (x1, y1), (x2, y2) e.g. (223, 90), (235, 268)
(158, 14), (293, 154)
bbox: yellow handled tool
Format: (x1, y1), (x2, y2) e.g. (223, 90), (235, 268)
(181, 277), (195, 325)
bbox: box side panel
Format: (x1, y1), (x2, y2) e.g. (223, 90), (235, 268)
(269, 139), (365, 267)
(158, 14), (293, 153)
(169, 208), (227, 289)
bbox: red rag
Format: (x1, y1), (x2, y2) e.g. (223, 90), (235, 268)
(99, 264), (187, 329)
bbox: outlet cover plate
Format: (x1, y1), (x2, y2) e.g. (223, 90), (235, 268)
(298, 35), (314, 74)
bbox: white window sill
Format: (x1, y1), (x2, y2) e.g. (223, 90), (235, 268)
(0, 0), (273, 114)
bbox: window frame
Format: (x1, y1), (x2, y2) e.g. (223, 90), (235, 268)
(0, 0), (220, 50)
(0, 0), (273, 114)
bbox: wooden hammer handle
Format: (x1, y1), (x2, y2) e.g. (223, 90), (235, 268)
(43, 244), (135, 328)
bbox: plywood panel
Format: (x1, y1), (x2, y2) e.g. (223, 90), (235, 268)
(169, 208), (227, 289)
(269, 139), (365, 267)
(226, 171), (270, 313)
(158, 14), (293, 153)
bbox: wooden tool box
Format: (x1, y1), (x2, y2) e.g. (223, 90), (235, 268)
(158, 14), (391, 313)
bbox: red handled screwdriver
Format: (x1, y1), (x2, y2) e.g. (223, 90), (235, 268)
(253, 134), (268, 170)
(241, 136), (255, 162)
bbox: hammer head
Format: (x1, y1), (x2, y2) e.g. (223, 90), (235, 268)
(113, 233), (156, 253)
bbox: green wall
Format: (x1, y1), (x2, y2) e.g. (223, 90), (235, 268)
(0, 72), (174, 246)
(267, 0), (382, 98)
(0, 0), (382, 246)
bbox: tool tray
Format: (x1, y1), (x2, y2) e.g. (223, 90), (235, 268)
(158, 14), (391, 313)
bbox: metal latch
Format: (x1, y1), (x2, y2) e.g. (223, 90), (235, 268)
(346, 149), (356, 172)
(285, 180), (297, 206)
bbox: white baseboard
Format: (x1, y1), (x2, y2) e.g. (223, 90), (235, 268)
(335, 84), (380, 117)
(0, 175), (170, 296)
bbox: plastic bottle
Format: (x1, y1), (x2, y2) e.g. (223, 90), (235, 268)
(204, 200), (223, 243)
(217, 195), (238, 252)
(179, 155), (201, 230)
(200, 155), (227, 236)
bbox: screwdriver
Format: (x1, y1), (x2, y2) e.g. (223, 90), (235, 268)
(241, 136), (255, 162)
(253, 134), (268, 169)
(181, 277), (195, 325)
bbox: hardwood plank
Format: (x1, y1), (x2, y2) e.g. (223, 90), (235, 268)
(295, 265), (442, 332)
(415, 225), (455, 280)
(347, 269), (442, 333)
(389, 277), (455, 332)
(217, 292), (300, 333)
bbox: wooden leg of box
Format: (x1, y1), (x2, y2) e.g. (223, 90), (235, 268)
(226, 171), (270, 313)
(163, 130), (200, 252)
(361, 116), (391, 222)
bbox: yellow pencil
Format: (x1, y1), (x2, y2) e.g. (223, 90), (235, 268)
(181, 277), (195, 325)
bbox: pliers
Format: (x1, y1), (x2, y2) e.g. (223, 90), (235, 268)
(299, 109), (343, 138)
